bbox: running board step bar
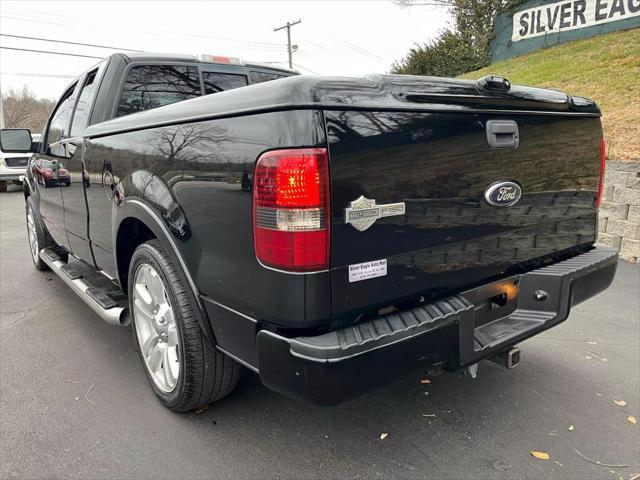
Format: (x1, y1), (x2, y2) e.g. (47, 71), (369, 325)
(40, 248), (129, 326)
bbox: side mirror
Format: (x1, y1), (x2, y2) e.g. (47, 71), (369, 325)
(0, 129), (34, 153)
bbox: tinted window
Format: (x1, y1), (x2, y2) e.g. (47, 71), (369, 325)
(202, 72), (248, 94)
(70, 69), (99, 137)
(249, 71), (286, 84)
(40, 160), (57, 168)
(116, 65), (200, 117)
(47, 83), (77, 145)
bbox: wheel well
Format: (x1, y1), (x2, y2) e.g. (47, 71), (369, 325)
(116, 217), (155, 292)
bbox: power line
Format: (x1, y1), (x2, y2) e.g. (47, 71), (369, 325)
(293, 63), (319, 75)
(328, 34), (384, 61)
(0, 46), (103, 60)
(0, 33), (143, 52)
(1, 12), (286, 52)
(2, 9), (286, 48)
(306, 40), (329, 52)
(1, 72), (76, 79)
(0, 13), (70, 28)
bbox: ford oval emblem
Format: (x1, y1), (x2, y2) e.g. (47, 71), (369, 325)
(485, 181), (522, 207)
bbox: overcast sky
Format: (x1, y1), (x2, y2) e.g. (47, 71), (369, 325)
(0, 0), (450, 100)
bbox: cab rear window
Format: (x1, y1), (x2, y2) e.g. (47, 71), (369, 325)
(116, 65), (200, 117)
(202, 72), (248, 94)
(250, 71), (286, 84)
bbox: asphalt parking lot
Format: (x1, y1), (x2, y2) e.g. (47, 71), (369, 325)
(1, 185), (638, 480)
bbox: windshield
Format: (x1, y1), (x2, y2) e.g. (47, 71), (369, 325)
(40, 160), (58, 169)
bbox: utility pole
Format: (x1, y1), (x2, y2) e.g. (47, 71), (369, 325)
(274, 19), (301, 69)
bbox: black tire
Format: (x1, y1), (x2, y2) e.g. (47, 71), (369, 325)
(25, 196), (53, 271)
(0, 181), (7, 193)
(128, 240), (240, 412)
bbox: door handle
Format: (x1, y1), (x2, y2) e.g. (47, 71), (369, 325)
(486, 120), (519, 149)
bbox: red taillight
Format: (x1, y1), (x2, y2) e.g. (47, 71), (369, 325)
(253, 148), (330, 272)
(596, 138), (606, 207)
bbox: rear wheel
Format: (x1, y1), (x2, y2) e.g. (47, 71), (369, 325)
(129, 240), (240, 412)
(25, 197), (52, 271)
(0, 181), (7, 193)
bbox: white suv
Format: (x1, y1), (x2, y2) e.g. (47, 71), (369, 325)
(0, 133), (40, 192)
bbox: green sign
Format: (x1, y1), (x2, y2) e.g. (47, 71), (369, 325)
(490, 0), (640, 61)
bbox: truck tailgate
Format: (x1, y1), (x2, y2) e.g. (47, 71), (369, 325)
(326, 93), (602, 318)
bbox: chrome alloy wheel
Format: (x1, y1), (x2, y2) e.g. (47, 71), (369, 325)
(26, 206), (39, 263)
(133, 263), (180, 393)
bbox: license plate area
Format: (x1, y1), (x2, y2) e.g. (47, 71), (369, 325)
(458, 275), (554, 364)
(462, 277), (519, 328)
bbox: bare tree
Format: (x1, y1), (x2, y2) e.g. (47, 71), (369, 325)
(154, 124), (230, 166)
(2, 85), (55, 133)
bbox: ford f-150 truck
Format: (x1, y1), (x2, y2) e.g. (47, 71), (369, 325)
(0, 52), (618, 412)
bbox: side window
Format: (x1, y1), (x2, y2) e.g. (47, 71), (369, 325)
(249, 71), (286, 84)
(47, 83), (77, 145)
(70, 68), (100, 137)
(116, 65), (200, 117)
(202, 72), (248, 94)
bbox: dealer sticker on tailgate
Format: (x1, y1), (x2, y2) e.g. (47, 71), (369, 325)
(348, 259), (387, 283)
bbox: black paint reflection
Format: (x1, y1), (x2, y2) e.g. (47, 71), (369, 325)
(83, 110), (328, 323)
(326, 109), (601, 317)
(124, 170), (190, 239)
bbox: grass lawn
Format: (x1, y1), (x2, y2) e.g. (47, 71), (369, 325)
(460, 28), (640, 161)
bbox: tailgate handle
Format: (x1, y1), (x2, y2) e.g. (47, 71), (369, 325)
(486, 120), (519, 149)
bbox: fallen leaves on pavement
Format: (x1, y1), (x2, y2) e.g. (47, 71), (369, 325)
(420, 378), (431, 384)
(568, 425), (574, 431)
(614, 400), (627, 406)
(530, 451), (550, 460)
(379, 433), (388, 440)
(628, 416), (637, 425)
(187, 404), (209, 420)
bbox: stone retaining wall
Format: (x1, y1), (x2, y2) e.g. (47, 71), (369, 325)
(598, 161), (640, 262)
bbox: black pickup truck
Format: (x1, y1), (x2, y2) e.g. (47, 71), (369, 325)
(0, 52), (618, 412)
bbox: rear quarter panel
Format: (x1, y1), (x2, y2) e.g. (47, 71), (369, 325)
(83, 109), (330, 327)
